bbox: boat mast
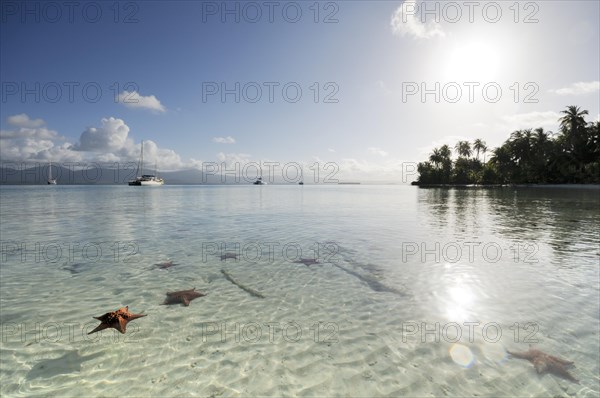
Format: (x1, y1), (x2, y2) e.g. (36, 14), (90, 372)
(141, 140), (144, 176)
(49, 161), (52, 180)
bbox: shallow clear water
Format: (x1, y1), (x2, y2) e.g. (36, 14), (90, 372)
(1, 185), (598, 397)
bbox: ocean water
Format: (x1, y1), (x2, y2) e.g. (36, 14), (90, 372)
(0, 185), (598, 397)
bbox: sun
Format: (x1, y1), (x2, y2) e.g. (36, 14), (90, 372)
(444, 41), (502, 82)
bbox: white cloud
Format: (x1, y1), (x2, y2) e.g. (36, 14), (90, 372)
(74, 117), (132, 152)
(117, 91), (166, 112)
(499, 111), (561, 131)
(368, 147), (389, 157)
(391, 0), (445, 39)
(328, 148), (336, 153)
(0, 128), (80, 163)
(0, 114), (71, 162)
(212, 136), (236, 144)
(549, 81), (600, 96)
(189, 158), (206, 170)
(7, 113), (45, 128)
(216, 152), (252, 165)
(133, 140), (184, 171)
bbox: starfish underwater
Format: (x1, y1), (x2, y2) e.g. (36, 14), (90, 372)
(220, 253), (239, 261)
(294, 258), (320, 266)
(89, 306), (146, 334)
(155, 261), (176, 269)
(163, 288), (206, 306)
(507, 346), (579, 383)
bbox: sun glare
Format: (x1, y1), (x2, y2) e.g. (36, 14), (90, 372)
(444, 41), (502, 82)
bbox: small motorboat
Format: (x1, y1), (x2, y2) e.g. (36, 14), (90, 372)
(253, 177), (267, 185)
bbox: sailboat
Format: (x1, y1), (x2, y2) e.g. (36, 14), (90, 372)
(47, 161), (57, 185)
(128, 140), (165, 186)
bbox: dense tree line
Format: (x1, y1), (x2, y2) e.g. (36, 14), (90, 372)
(415, 106), (600, 185)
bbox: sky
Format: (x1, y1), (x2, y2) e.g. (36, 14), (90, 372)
(1, 0), (599, 182)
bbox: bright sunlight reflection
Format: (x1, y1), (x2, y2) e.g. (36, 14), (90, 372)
(445, 278), (476, 322)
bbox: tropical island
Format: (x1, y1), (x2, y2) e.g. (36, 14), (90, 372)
(413, 106), (599, 186)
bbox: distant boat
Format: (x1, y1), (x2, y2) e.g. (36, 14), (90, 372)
(47, 161), (57, 185)
(299, 181), (304, 185)
(128, 140), (164, 186)
(253, 177), (267, 185)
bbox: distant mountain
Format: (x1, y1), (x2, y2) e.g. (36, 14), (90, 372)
(0, 164), (315, 185)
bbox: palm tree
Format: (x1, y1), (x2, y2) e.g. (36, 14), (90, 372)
(489, 145), (513, 183)
(531, 128), (551, 183)
(559, 106), (588, 135)
(454, 141), (472, 159)
(558, 106), (590, 182)
(509, 130), (533, 165)
(473, 139), (487, 161)
(429, 148), (442, 169)
(439, 145), (452, 183)
(532, 128), (551, 153)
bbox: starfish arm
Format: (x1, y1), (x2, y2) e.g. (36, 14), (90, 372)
(507, 350), (532, 360)
(116, 317), (127, 334)
(88, 322), (110, 334)
(547, 355), (574, 365)
(127, 313), (147, 321)
(548, 363), (579, 383)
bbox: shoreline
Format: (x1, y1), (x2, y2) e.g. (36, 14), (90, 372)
(411, 183), (600, 190)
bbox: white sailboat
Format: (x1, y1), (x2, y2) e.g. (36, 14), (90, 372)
(47, 161), (57, 185)
(128, 140), (164, 186)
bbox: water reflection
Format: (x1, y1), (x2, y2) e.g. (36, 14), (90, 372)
(418, 187), (600, 263)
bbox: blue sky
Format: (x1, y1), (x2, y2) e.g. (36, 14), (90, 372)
(1, 0), (599, 181)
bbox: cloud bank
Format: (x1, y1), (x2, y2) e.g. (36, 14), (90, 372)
(1, 114), (182, 170)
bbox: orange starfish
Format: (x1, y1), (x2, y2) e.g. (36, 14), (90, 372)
(88, 306), (147, 334)
(507, 346), (578, 383)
